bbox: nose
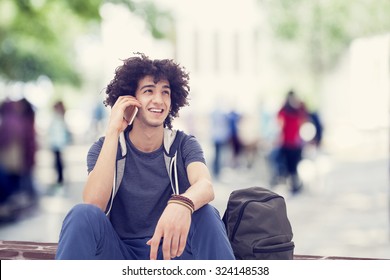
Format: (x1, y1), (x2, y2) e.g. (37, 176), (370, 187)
(152, 91), (164, 104)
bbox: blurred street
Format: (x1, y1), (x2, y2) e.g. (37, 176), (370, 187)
(0, 143), (388, 259)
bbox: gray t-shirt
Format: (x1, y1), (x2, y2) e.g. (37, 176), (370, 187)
(86, 131), (205, 240)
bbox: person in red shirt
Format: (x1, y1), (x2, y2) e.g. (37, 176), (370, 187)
(277, 90), (308, 194)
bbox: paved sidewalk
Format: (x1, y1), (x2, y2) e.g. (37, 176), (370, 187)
(0, 144), (389, 259)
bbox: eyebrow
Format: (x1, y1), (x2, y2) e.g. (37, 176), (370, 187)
(139, 84), (155, 91)
(139, 84), (171, 91)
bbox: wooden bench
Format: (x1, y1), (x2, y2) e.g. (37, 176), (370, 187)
(0, 240), (383, 260)
(0, 240), (57, 260)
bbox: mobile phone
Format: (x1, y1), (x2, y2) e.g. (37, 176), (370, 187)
(124, 106), (138, 125)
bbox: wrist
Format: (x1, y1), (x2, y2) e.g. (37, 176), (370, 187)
(105, 125), (123, 138)
(168, 195), (195, 214)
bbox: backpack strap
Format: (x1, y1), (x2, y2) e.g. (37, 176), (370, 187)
(106, 132), (127, 216)
(163, 128), (180, 195)
(106, 128), (181, 216)
(115, 131), (127, 195)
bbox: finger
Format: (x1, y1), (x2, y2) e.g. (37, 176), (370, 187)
(176, 234), (188, 257)
(148, 234), (162, 260)
(121, 100), (142, 110)
(117, 95), (136, 102)
(162, 234), (173, 260)
(125, 99), (142, 108)
(118, 95), (137, 100)
(113, 96), (141, 110)
(170, 234), (180, 258)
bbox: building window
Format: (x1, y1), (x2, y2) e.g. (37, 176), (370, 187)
(193, 30), (199, 73)
(213, 32), (220, 73)
(253, 29), (259, 74)
(233, 32), (240, 73)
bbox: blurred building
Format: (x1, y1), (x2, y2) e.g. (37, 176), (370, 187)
(156, 0), (267, 145)
(171, 0), (263, 110)
(320, 33), (390, 160)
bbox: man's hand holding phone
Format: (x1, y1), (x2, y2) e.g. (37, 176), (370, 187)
(108, 96), (141, 135)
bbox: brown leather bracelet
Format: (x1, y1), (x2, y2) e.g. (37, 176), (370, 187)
(169, 194), (195, 209)
(167, 200), (194, 214)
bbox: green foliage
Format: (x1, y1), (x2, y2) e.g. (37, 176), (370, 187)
(262, 0), (390, 71)
(0, 0), (173, 86)
(265, 0), (304, 40)
(0, 0), (85, 85)
(111, 0), (174, 40)
(66, 0), (103, 20)
(134, 2), (174, 40)
(0, 34), (81, 85)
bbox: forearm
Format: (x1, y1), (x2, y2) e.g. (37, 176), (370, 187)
(181, 162), (214, 211)
(83, 129), (120, 210)
(181, 178), (214, 211)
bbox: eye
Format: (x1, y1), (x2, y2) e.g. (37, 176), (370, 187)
(163, 90), (171, 95)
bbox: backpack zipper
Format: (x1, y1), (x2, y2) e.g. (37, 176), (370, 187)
(230, 195), (282, 242)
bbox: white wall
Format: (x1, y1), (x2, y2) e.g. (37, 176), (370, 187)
(320, 34), (390, 160)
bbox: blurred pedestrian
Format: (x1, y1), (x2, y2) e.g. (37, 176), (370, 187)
(227, 109), (242, 167)
(0, 98), (38, 220)
(308, 110), (324, 149)
(210, 106), (230, 178)
(48, 101), (71, 188)
(91, 100), (108, 139)
(238, 113), (261, 169)
(276, 90), (308, 194)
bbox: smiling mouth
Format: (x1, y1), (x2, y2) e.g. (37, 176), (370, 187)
(148, 108), (164, 113)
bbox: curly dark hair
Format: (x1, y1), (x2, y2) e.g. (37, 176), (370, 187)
(104, 53), (190, 129)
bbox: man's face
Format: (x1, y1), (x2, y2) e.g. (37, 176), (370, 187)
(134, 75), (171, 128)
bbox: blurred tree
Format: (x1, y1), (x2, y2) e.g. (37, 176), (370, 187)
(0, 0), (173, 86)
(261, 0), (390, 73)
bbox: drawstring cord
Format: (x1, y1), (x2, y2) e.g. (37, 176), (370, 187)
(169, 153), (179, 195)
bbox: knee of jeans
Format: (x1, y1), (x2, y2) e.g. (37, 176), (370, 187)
(193, 204), (221, 221)
(190, 204), (228, 241)
(66, 203), (105, 225)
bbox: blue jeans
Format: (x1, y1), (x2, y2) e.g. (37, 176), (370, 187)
(55, 203), (235, 260)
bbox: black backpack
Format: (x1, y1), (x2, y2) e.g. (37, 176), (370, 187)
(222, 186), (295, 260)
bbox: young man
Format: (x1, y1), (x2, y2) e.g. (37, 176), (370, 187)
(55, 54), (235, 260)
